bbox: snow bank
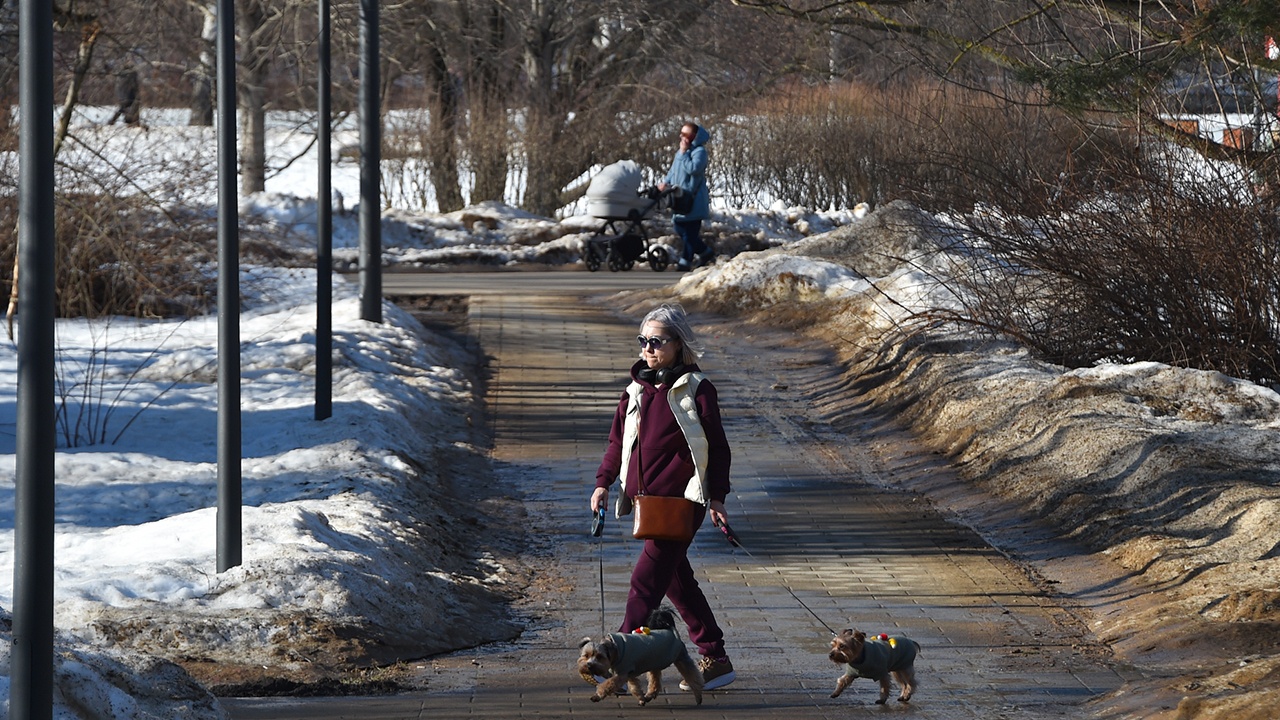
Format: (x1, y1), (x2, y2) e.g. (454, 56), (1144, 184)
(662, 200), (1280, 716)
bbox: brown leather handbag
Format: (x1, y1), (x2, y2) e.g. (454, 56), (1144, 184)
(632, 493), (698, 542)
(631, 440), (699, 542)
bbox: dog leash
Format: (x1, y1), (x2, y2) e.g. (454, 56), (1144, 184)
(590, 509), (840, 636)
(592, 506), (607, 635)
(714, 519), (840, 636)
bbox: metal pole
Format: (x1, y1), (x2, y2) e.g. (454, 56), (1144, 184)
(358, 0), (381, 323)
(14, 0), (56, 715)
(216, 0), (242, 573)
(316, 0), (333, 420)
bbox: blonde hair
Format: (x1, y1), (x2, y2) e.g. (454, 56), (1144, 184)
(639, 303), (703, 366)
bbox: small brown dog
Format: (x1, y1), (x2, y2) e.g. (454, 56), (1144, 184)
(577, 608), (704, 706)
(828, 628), (920, 704)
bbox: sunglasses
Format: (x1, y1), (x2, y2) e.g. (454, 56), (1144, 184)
(637, 335), (675, 351)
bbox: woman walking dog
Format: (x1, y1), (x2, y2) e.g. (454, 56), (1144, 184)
(589, 303), (736, 690)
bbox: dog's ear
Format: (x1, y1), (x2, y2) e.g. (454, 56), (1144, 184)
(853, 630), (867, 642)
(579, 637), (593, 650)
(837, 629), (854, 640)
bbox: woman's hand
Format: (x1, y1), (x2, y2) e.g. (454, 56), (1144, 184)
(591, 486), (609, 513)
(708, 499), (728, 528)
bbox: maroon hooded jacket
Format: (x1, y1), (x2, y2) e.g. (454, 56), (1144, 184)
(596, 361), (731, 503)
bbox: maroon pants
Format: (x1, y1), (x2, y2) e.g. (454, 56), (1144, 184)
(620, 533), (726, 658)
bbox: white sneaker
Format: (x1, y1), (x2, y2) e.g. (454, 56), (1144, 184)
(681, 655), (735, 691)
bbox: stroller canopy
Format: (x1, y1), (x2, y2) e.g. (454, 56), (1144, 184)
(586, 160), (649, 219)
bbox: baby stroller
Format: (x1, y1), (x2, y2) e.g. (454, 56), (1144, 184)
(582, 160), (679, 272)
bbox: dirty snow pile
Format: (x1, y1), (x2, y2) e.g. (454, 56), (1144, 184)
(46, 107), (863, 272)
(0, 265), (527, 717)
(668, 199), (1280, 717)
(252, 196), (862, 270)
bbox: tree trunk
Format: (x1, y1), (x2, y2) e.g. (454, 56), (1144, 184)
(463, 2), (509, 204)
(237, 0), (268, 194)
(470, 96), (508, 204)
(54, 21), (102, 156)
(424, 41), (464, 212)
(240, 82), (266, 194)
(522, 109), (560, 216)
(189, 4), (215, 127)
(520, 4), (560, 216)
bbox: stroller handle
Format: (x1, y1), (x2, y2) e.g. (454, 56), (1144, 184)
(639, 185), (680, 203)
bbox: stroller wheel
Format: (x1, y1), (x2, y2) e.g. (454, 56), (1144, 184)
(647, 246), (670, 272)
(585, 244), (602, 271)
(607, 252), (625, 272)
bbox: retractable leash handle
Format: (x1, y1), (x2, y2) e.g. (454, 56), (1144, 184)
(714, 518), (742, 547)
(591, 507), (606, 537)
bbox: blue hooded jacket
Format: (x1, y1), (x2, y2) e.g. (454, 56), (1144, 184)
(664, 124), (711, 222)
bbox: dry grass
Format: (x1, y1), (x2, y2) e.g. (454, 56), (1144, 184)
(0, 193), (215, 321)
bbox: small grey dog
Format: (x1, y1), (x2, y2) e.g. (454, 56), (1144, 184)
(577, 608), (704, 706)
(828, 629), (921, 704)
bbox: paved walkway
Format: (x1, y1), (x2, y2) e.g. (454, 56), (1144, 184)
(226, 291), (1130, 719)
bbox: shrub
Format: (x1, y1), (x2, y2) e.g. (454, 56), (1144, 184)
(715, 80), (1280, 387)
(714, 80), (1128, 213)
(945, 151), (1280, 386)
(0, 193), (215, 322)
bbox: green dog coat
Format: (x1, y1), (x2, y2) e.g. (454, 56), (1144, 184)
(608, 629), (687, 676)
(842, 636), (918, 682)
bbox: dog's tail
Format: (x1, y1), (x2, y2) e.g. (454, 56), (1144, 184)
(645, 607), (678, 631)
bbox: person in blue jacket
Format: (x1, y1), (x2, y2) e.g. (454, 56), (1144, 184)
(658, 122), (715, 271)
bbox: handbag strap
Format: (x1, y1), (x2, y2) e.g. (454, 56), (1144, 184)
(634, 418), (647, 496)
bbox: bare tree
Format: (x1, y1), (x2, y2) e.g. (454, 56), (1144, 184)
(377, 0), (810, 215)
(379, 2), (478, 211)
(731, 0), (1280, 177)
(724, 0), (1280, 384)
(420, 26), (465, 211)
(237, 0), (270, 193)
(460, 0), (514, 205)
(0, 0), (17, 147)
(7, 1), (108, 336)
(10, 0), (820, 221)
(189, 1), (216, 126)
